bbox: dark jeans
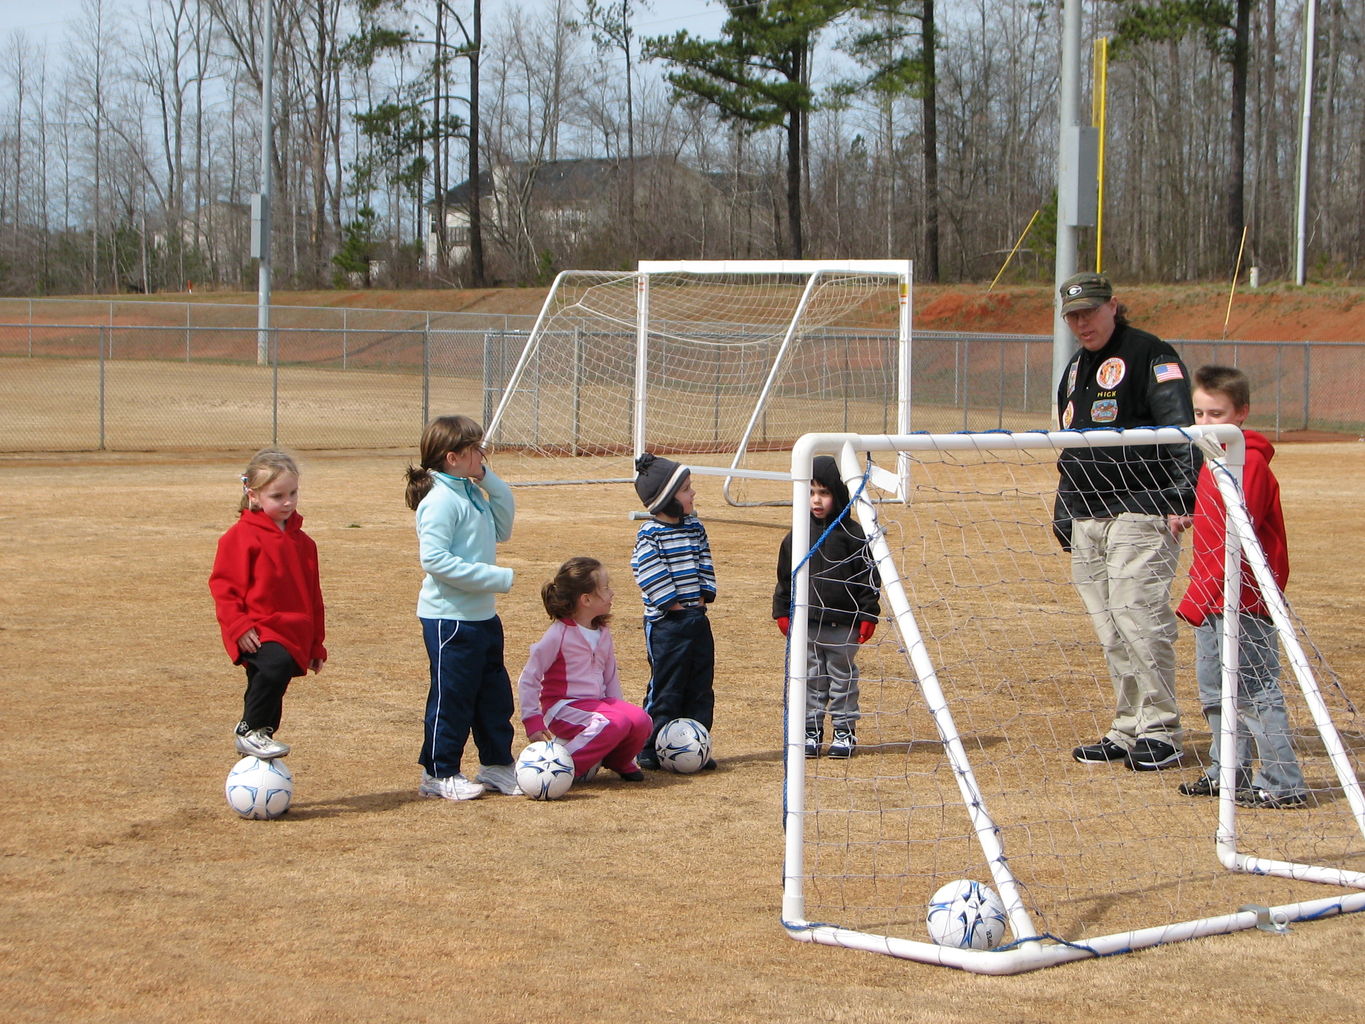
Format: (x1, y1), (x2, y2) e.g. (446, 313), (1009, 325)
(240, 641), (303, 732)
(642, 607), (715, 744)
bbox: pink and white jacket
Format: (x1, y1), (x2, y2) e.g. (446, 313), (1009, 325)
(517, 619), (622, 735)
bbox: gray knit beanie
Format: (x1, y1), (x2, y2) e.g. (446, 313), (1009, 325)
(634, 453), (690, 516)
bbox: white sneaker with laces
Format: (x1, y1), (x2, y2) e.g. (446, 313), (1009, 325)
(235, 725), (290, 759)
(475, 763), (522, 796)
(418, 771), (485, 801)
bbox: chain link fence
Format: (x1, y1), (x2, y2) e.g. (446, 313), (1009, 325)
(1, 298), (1361, 452)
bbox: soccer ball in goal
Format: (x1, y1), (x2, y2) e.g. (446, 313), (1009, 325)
(781, 427), (1365, 973)
(484, 260), (911, 506)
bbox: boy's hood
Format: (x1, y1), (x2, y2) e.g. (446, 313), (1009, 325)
(811, 455), (851, 513)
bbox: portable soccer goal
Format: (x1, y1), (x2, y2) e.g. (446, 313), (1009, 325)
(782, 426), (1365, 974)
(484, 259), (912, 504)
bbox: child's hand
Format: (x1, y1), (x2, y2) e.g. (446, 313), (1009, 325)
(528, 729), (552, 743)
(309, 658), (324, 674)
(858, 620), (876, 644)
(776, 616), (790, 636)
(1168, 513), (1193, 536)
(237, 627), (261, 654)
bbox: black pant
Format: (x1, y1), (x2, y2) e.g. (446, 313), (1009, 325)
(642, 607), (715, 744)
(240, 642), (303, 732)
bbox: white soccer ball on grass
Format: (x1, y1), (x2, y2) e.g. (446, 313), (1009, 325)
(925, 879), (1007, 950)
(225, 755), (294, 820)
(515, 740), (575, 800)
(655, 717), (712, 774)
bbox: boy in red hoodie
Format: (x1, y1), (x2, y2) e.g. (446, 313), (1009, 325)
(1176, 367), (1305, 809)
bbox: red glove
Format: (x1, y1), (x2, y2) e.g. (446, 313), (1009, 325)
(857, 620), (876, 644)
(776, 616), (790, 636)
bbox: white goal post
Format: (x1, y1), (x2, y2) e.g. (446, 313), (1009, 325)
(484, 259), (913, 504)
(782, 426), (1365, 974)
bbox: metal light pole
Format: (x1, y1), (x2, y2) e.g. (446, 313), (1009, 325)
(1052, 0), (1086, 394)
(1294, 0), (1317, 286)
(255, 0), (274, 366)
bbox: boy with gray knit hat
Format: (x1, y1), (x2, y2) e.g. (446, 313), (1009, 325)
(630, 453), (718, 769)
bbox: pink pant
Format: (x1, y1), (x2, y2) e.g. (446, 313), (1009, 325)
(546, 697), (652, 774)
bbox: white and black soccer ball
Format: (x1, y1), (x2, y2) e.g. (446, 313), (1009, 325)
(225, 755), (294, 820)
(655, 717), (712, 774)
(515, 740), (575, 800)
(925, 879), (1008, 950)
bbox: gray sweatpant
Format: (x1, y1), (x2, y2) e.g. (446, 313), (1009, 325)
(1193, 613), (1304, 797)
(804, 621), (861, 736)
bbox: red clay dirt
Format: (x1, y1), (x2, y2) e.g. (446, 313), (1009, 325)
(115, 282), (1365, 342)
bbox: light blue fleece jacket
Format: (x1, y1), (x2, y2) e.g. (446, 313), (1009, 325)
(414, 466), (515, 621)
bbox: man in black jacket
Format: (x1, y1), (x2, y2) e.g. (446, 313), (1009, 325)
(1054, 272), (1199, 772)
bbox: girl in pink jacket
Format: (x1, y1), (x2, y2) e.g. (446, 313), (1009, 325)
(518, 557), (651, 781)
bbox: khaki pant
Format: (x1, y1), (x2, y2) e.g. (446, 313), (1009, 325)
(1070, 513), (1182, 749)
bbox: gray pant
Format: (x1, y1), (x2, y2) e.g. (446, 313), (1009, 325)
(1071, 514), (1182, 750)
(1193, 613), (1304, 797)
(805, 621), (861, 736)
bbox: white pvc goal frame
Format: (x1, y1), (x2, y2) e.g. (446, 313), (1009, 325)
(782, 426), (1365, 974)
(484, 259), (913, 503)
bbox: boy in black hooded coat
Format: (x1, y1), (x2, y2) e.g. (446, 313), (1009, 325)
(773, 455), (881, 758)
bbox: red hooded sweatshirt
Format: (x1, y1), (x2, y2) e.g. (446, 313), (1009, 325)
(209, 508), (327, 671)
(1176, 428), (1289, 628)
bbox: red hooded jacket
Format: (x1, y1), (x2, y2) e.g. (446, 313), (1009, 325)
(1176, 428), (1288, 627)
(209, 508), (327, 671)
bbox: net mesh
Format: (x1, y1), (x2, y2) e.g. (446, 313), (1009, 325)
(487, 268), (906, 499)
(790, 437), (1365, 952)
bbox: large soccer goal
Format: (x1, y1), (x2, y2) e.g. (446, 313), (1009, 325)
(782, 426), (1365, 974)
(484, 260), (912, 504)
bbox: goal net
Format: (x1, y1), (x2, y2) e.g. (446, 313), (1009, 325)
(484, 260), (911, 504)
(782, 427), (1365, 974)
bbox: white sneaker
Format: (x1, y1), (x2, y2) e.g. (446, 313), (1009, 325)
(475, 763), (522, 796)
(418, 771), (485, 801)
(235, 724), (290, 759)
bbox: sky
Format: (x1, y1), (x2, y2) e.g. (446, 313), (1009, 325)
(0, 0), (726, 54)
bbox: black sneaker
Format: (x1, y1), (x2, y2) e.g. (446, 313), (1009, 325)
(636, 749), (661, 771)
(827, 729), (856, 759)
(615, 769), (646, 782)
(804, 730), (822, 759)
(1073, 737), (1128, 764)
(1125, 738), (1180, 771)
(1178, 775), (1218, 797)
(1236, 787), (1307, 809)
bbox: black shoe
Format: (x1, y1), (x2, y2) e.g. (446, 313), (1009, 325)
(636, 750), (661, 771)
(804, 730), (822, 759)
(1125, 738), (1181, 771)
(827, 729), (856, 759)
(701, 758), (717, 771)
(615, 769), (646, 782)
(1073, 737), (1127, 764)
(1236, 787), (1307, 809)
(1178, 774), (1218, 797)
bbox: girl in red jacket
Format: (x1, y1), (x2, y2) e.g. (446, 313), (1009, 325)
(209, 450), (327, 760)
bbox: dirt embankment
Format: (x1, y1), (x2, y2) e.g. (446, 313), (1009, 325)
(134, 281), (1365, 342)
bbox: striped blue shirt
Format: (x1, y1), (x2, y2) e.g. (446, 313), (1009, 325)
(631, 514), (717, 620)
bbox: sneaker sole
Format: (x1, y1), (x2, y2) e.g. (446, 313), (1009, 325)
(418, 787), (484, 801)
(1126, 754), (1181, 772)
(235, 740), (289, 759)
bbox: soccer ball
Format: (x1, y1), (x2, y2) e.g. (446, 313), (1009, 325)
(655, 718), (712, 774)
(515, 740), (575, 800)
(925, 879), (1008, 950)
(225, 756), (294, 820)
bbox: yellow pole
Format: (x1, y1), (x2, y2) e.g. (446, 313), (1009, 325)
(989, 209), (1041, 291)
(1224, 224), (1250, 339)
(1093, 38), (1109, 273)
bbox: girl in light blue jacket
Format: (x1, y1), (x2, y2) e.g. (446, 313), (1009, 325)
(404, 415), (519, 802)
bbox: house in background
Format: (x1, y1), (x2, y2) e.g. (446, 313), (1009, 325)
(427, 156), (775, 278)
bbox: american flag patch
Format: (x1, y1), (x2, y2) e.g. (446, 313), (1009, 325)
(1153, 362), (1184, 383)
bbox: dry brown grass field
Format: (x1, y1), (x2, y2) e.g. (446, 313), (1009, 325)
(2, 438), (1364, 1024)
